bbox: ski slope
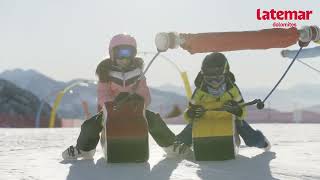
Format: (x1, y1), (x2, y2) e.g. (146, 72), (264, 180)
(1, 124), (319, 180)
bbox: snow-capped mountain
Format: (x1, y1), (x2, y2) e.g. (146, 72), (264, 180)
(0, 69), (188, 119)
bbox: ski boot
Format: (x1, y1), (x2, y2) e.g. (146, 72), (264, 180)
(262, 136), (271, 152)
(62, 145), (96, 160)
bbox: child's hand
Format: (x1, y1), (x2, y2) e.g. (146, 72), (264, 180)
(187, 103), (206, 119)
(223, 100), (243, 116)
(114, 92), (130, 103)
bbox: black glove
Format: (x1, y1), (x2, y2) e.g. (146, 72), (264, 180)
(186, 103), (206, 119)
(114, 92), (130, 103)
(223, 100), (243, 117)
(114, 92), (144, 103)
(129, 93), (144, 101)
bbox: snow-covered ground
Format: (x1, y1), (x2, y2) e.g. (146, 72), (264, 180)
(1, 124), (319, 180)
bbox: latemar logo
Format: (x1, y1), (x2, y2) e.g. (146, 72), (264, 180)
(257, 9), (313, 20)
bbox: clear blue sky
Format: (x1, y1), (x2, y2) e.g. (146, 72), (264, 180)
(1, 0), (319, 89)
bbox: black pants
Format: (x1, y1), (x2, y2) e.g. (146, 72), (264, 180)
(236, 120), (267, 148)
(76, 110), (176, 151)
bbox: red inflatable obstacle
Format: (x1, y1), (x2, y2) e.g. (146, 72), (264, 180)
(179, 28), (299, 54)
(155, 26), (320, 54)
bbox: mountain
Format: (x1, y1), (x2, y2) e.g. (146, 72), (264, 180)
(158, 83), (320, 112)
(164, 106), (320, 124)
(160, 85), (320, 124)
(242, 84), (320, 112)
(148, 88), (188, 116)
(0, 69), (187, 119)
(0, 79), (61, 127)
(0, 69), (65, 98)
(155, 84), (188, 96)
(2, 68), (319, 123)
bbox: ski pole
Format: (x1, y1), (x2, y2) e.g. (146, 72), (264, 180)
(254, 47), (303, 110)
(205, 99), (262, 112)
(113, 52), (161, 108)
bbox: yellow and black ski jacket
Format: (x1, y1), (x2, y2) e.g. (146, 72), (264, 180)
(184, 81), (247, 123)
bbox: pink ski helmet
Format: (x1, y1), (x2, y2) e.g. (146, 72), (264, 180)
(108, 34), (137, 58)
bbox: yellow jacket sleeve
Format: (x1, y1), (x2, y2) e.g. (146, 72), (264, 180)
(230, 86), (247, 120)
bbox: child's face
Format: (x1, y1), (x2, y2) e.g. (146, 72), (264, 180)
(203, 75), (226, 89)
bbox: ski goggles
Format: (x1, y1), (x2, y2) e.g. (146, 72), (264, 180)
(202, 67), (225, 76)
(113, 46), (136, 60)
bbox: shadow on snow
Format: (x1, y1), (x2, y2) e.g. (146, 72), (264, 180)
(61, 151), (278, 180)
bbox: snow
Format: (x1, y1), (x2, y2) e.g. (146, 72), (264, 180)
(1, 124), (320, 180)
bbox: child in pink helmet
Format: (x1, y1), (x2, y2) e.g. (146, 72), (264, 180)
(62, 34), (176, 160)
